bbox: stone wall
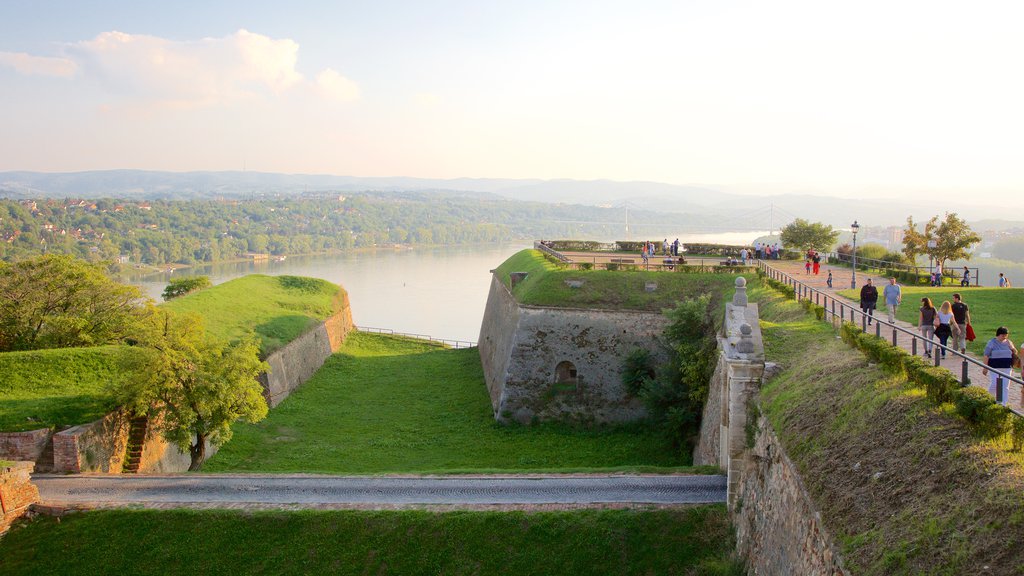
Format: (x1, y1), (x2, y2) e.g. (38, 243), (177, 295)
(260, 307), (353, 408)
(0, 429), (50, 463)
(478, 274), (666, 424)
(0, 461), (39, 535)
(734, 417), (849, 576)
(694, 357), (727, 467)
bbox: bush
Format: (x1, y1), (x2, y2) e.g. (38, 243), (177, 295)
(856, 243), (888, 261)
(1012, 416), (1024, 452)
(546, 240), (605, 252)
(578, 262), (594, 271)
(953, 386), (1011, 439)
(162, 275), (212, 300)
(622, 348), (655, 396)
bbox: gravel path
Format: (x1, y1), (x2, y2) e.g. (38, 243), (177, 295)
(33, 474), (726, 509)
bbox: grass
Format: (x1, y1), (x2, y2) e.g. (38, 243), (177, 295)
(838, 285), (1024, 356)
(204, 332), (692, 474)
(753, 277), (1024, 574)
(0, 507), (742, 576)
(163, 274), (343, 355)
(495, 249), (746, 312)
(0, 345), (144, 432)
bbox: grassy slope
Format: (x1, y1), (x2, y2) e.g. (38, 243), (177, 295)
(0, 508), (741, 576)
(0, 346), (144, 432)
(496, 249), (743, 311)
(837, 286), (1024, 356)
(205, 332), (692, 474)
(755, 278), (1024, 575)
(163, 274), (342, 355)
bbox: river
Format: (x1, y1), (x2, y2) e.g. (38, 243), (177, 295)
(129, 231), (768, 344)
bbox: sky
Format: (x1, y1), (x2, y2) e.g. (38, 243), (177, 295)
(1, 1), (1023, 202)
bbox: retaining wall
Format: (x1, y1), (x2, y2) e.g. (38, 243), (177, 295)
(0, 461), (38, 535)
(478, 275), (665, 424)
(0, 429), (50, 463)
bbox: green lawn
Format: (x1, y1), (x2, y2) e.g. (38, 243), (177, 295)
(838, 286), (1024, 356)
(496, 249), (744, 312)
(205, 332), (692, 474)
(163, 274), (343, 355)
(0, 508), (741, 576)
(0, 345), (144, 432)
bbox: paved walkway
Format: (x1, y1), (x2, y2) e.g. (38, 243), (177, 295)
(33, 474), (727, 510)
(763, 259), (1023, 412)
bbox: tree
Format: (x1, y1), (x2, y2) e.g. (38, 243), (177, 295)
(0, 254), (145, 352)
(120, 308), (269, 471)
(162, 275), (212, 300)
(903, 213), (980, 270)
(779, 219), (840, 252)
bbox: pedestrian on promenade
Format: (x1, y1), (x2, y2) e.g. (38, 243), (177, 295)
(999, 273), (1007, 287)
(827, 270), (833, 288)
(805, 259), (811, 274)
(641, 243), (649, 265)
(982, 327), (1016, 406)
(919, 298), (936, 358)
(961, 266), (971, 287)
(741, 248), (749, 265)
(951, 293), (973, 354)
(883, 277), (902, 324)
(860, 278), (878, 325)
(812, 253), (821, 275)
(934, 301), (959, 359)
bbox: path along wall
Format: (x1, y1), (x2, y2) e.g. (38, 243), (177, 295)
(3, 300), (354, 474)
(478, 274), (665, 424)
(0, 461), (38, 535)
(695, 278), (848, 575)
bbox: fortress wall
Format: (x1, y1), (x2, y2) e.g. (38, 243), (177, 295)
(0, 429), (50, 463)
(477, 276), (522, 412)
(52, 410), (130, 473)
(0, 461), (38, 535)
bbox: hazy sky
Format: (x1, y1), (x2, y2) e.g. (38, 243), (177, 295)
(1, 1), (1022, 201)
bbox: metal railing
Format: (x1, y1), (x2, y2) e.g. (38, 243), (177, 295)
(535, 243), (756, 273)
(828, 252), (980, 287)
(758, 260), (1023, 415)
(534, 241), (572, 263)
(356, 326), (476, 349)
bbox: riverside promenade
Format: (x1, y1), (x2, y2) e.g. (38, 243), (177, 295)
(762, 259), (1023, 412)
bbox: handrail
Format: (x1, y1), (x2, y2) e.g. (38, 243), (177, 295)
(828, 252), (980, 287)
(758, 260), (1023, 416)
(534, 241), (572, 263)
(355, 326), (476, 349)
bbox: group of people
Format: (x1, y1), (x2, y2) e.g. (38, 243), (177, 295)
(640, 239), (683, 264)
(754, 242), (781, 260)
(859, 278), (1020, 406)
(803, 249), (823, 276)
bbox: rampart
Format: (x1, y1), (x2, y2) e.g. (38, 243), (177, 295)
(695, 277), (848, 575)
(478, 274), (665, 424)
(0, 461), (38, 535)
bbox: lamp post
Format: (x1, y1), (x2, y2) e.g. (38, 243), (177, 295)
(850, 220), (860, 289)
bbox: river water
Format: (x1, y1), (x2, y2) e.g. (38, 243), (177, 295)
(129, 231), (766, 343)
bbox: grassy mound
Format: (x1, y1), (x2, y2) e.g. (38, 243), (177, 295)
(837, 286), (1023, 356)
(495, 249), (743, 311)
(0, 345), (144, 432)
(0, 508), (741, 576)
(163, 274), (343, 355)
(205, 332), (693, 474)
(755, 278), (1024, 574)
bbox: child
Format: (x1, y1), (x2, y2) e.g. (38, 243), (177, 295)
(827, 270), (833, 288)
(805, 260), (811, 274)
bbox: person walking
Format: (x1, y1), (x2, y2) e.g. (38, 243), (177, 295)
(999, 273), (1007, 287)
(934, 300), (959, 360)
(860, 278), (878, 325)
(812, 253), (821, 275)
(805, 259), (811, 274)
(951, 293), (972, 354)
(961, 266), (970, 287)
(982, 327), (1016, 406)
(919, 298), (937, 358)
(883, 277), (902, 324)
(826, 270), (833, 288)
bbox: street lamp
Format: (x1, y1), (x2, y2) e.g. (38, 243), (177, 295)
(850, 220), (860, 289)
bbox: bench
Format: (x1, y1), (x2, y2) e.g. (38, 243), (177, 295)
(609, 258), (635, 264)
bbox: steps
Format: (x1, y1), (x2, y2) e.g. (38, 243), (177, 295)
(122, 416), (148, 474)
(33, 435), (56, 473)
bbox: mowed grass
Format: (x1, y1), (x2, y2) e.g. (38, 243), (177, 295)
(838, 286), (1024, 356)
(495, 249), (744, 312)
(163, 274), (343, 355)
(0, 345), (144, 432)
(0, 507), (741, 576)
(205, 332), (688, 474)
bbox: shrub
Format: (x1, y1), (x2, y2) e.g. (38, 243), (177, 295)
(1012, 416), (1024, 452)
(578, 262), (594, 271)
(162, 275), (212, 300)
(605, 263), (619, 271)
(856, 243), (888, 262)
(622, 348), (656, 396)
(953, 386), (1011, 438)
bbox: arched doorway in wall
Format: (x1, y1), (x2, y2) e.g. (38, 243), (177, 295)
(554, 360), (578, 392)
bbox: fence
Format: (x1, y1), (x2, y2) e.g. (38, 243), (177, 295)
(535, 241), (756, 273)
(356, 326), (476, 349)
(829, 252), (980, 287)
(758, 260), (1023, 415)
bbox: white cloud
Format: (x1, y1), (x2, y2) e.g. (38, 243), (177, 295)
(315, 68), (360, 102)
(0, 52), (77, 77)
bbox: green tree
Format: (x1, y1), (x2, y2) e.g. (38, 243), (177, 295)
(779, 219), (840, 252)
(0, 255), (145, 351)
(161, 276), (212, 300)
(903, 213), (980, 270)
(120, 308), (269, 471)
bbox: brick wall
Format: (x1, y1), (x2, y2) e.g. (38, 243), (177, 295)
(0, 429), (50, 462)
(0, 461), (39, 534)
(52, 410), (131, 474)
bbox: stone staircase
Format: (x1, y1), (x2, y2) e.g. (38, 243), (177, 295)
(122, 416), (148, 474)
(32, 435), (56, 473)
